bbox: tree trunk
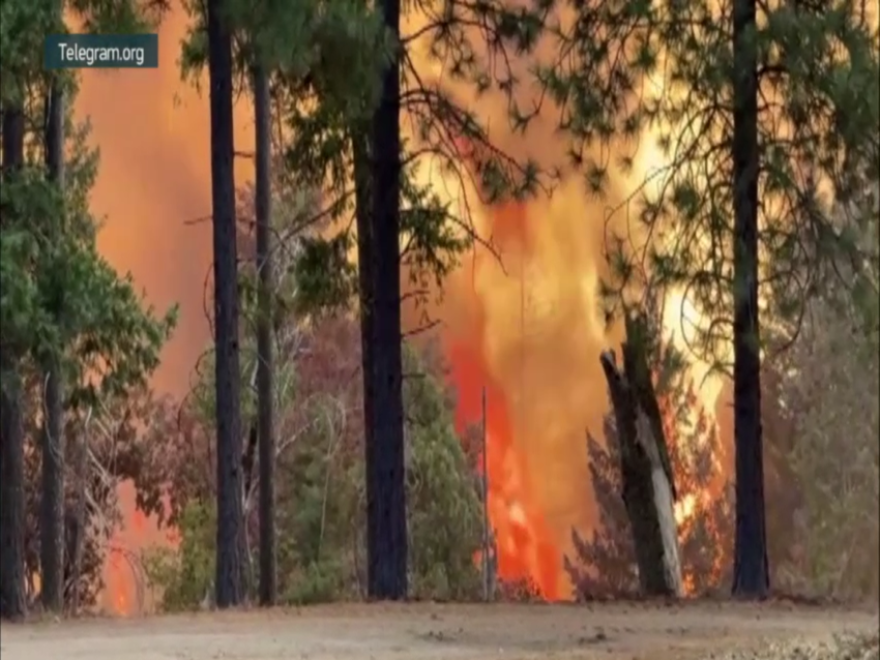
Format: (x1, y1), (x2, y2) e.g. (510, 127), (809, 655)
(353, 133), (375, 596)
(40, 79), (66, 615)
(731, 0), (769, 599)
(0, 103), (27, 621)
(599, 318), (683, 598)
(68, 423), (88, 615)
(365, 0), (408, 598)
(208, 0), (245, 608)
(253, 61), (276, 607)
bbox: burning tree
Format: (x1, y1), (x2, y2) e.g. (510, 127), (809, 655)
(565, 333), (734, 599)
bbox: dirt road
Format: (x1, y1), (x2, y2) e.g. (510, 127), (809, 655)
(1, 601), (876, 660)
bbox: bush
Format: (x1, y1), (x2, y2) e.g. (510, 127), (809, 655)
(142, 502), (214, 611)
(141, 315), (483, 610)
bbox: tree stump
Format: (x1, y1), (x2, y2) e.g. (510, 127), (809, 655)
(599, 316), (683, 598)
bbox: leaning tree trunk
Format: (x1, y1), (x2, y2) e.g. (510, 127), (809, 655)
(0, 102), (28, 621)
(208, 0), (245, 608)
(731, 0), (769, 599)
(41, 76), (67, 615)
(599, 315), (683, 598)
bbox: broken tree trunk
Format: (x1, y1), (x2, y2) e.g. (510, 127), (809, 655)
(599, 317), (683, 598)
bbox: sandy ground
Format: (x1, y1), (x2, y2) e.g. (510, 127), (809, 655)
(1, 601), (877, 660)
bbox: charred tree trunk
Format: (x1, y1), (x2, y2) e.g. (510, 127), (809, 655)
(208, 0), (245, 608)
(599, 317), (683, 598)
(364, 0), (408, 597)
(731, 0), (769, 599)
(0, 103), (27, 621)
(253, 61), (276, 607)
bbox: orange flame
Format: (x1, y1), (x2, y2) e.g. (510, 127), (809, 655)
(443, 196), (562, 600)
(447, 340), (561, 599)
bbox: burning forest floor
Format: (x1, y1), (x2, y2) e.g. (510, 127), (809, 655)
(1, 601), (877, 660)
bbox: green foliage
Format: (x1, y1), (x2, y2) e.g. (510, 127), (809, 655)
(266, 0), (551, 313)
(0, 98), (177, 406)
(142, 502), (216, 612)
(176, 0), (552, 314)
(142, 321), (483, 609)
(0, 0), (55, 102)
(543, 0), (880, 365)
(403, 346), (483, 599)
(0, 0), (176, 615)
(1, 0), (177, 402)
(292, 234), (359, 313)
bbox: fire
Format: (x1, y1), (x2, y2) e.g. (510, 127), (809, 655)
(73, 0), (734, 610)
(448, 340), (560, 598)
(100, 481), (176, 615)
(674, 493), (698, 526)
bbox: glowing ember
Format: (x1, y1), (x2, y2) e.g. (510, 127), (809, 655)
(674, 493), (698, 526)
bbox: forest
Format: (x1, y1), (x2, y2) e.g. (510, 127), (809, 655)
(0, 0), (878, 622)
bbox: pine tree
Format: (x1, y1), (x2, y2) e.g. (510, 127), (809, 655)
(206, 0), (246, 608)
(39, 0), (67, 611)
(0, 0), (176, 614)
(0, 87), (28, 622)
(251, 59), (276, 607)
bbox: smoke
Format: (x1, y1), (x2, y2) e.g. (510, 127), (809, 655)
(80, 6), (254, 398)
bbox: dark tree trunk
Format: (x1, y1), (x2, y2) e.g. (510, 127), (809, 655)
(353, 134), (375, 597)
(364, 0), (408, 598)
(40, 79), (67, 615)
(253, 62), (276, 607)
(0, 103), (27, 621)
(68, 428), (88, 615)
(599, 316), (683, 598)
(208, 0), (245, 608)
(731, 0), (769, 599)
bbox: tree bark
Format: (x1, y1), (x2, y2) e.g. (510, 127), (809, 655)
(39, 77), (67, 615)
(208, 0), (245, 608)
(599, 320), (683, 598)
(253, 61), (276, 607)
(353, 134), (375, 596)
(731, 0), (769, 599)
(68, 423), (88, 615)
(365, 0), (408, 598)
(0, 103), (27, 621)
